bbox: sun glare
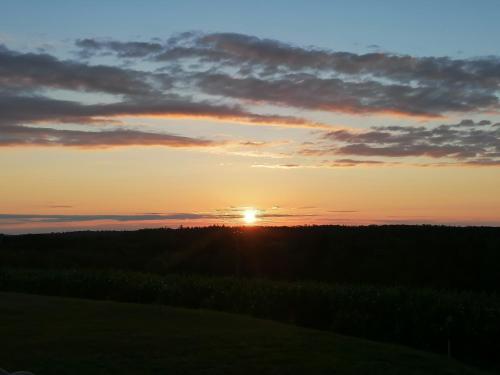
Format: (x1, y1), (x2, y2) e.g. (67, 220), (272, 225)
(243, 209), (257, 224)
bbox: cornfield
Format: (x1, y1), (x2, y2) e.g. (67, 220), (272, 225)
(1, 268), (499, 366)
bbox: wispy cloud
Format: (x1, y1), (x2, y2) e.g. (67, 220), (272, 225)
(0, 125), (218, 148)
(300, 120), (500, 166)
(0, 213), (211, 223)
(0, 210), (317, 225)
(252, 159), (390, 169)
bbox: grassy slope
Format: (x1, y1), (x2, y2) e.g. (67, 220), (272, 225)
(0, 292), (490, 375)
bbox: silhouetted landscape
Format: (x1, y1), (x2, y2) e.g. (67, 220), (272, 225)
(1, 225), (499, 373)
(2, 225), (500, 290)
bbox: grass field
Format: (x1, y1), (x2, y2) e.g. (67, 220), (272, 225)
(0, 292), (491, 375)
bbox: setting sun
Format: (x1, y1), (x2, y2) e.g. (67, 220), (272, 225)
(243, 209), (257, 224)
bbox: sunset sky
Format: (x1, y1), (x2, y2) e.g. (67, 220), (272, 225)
(1, 0), (500, 233)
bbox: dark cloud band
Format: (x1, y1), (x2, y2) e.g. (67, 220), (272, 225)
(75, 32), (500, 117)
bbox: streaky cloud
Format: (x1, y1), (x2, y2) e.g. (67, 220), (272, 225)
(300, 120), (500, 166)
(0, 125), (217, 148)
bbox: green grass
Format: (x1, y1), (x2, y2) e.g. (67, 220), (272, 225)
(0, 292), (491, 375)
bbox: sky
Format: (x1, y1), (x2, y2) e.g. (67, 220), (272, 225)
(1, 0), (500, 233)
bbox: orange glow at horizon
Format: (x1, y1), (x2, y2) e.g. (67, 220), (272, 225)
(1, 146), (500, 233)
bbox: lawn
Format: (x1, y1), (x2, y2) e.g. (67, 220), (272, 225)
(0, 292), (490, 375)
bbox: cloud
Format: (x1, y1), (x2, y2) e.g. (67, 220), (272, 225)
(161, 32), (500, 89)
(252, 159), (389, 169)
(326, 159), (388, 167)
(462, 159), (500, 166)
(0, 211), (315, 225)
(0, 213), (210, 223)
(300, 120), (500, 165)
(252, 163), (307, 169)
(75, 32), (500, 117)
(2, 34), (500, 154)
(0, 45), (327, 136)
(0, 91), (326, 151)
(0, 45), (166, 96)
(195, 73), (486, 117)
(0, 92), (309, 152)
(0, 91), (324, 129)
(0, 124), (217, 149)
(75, 38), (163, 58)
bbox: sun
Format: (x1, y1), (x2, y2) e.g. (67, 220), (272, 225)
(243, 209), (257, 224)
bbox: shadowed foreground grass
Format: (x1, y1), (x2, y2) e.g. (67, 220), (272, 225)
(0, 292), (490, 375)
